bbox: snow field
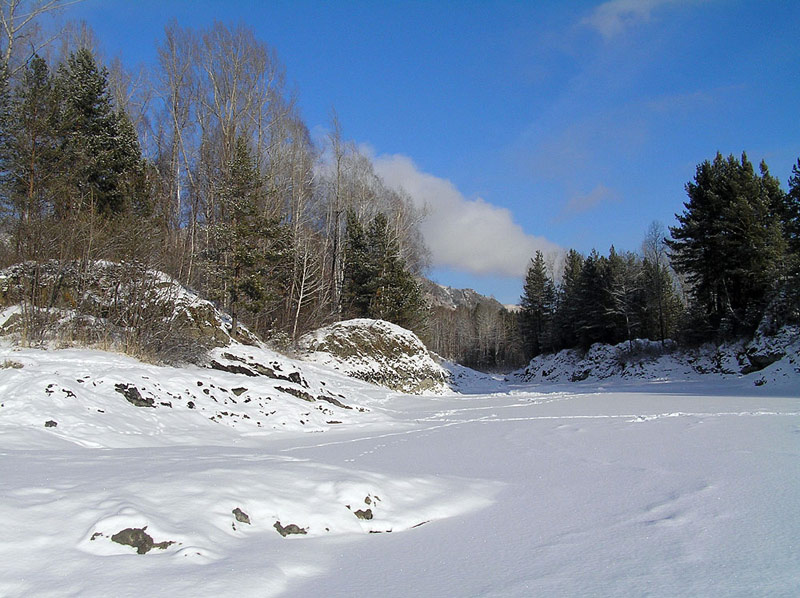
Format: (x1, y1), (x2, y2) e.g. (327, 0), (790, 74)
(1, 337), (799, 596)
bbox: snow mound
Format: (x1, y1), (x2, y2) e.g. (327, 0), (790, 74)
(297, 318), (450, 394)
(0, 337), (391, 449)
(515, 327), (800, 388)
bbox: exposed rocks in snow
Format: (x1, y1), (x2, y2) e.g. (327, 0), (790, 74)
(515, 326), (800, 386)
(297, 319), (450, 394)
(108, 527), (175, 554)
(232, 508), (251, 526)
(354, 508), (373, 520)
(0, 260), (244, 363)
(274, 521), (307, 537)
(44, 420), (57, 427)
(114, 383), (154, 408)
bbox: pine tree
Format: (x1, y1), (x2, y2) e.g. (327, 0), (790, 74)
(55, 48), (145, 216)
(0, 58), (11, 212)
(553, 248), (584, 350)
(782, 160), (800, 256)
(204, 136), (290, 335)
(342, 210), (424, 330)
(519, 250), (555, 358)
(4, 55), (59, 256)
(576, 249), (612, 348)
(668, 152), (786, 336)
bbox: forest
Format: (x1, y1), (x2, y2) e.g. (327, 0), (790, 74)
(1, 3), (798, 370)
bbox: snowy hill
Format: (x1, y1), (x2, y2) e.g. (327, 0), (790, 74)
(514, 327), (800, 390)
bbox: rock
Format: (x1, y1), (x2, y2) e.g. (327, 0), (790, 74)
(114, 384), (155, 408)
(110, 527), (174, 554)
(354, 508), (373, 520)
(298, 319), (450, 394)
(232, 508), (251, 525)
(276, 386), (315, 402)
(742, 350), (785, 374)
(44, 420), (57, 428)
(273, 521), (307, 537)
(231, 387), (248, 396)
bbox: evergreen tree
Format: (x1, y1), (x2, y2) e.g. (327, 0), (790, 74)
(668, 152), (786, 336)
(576, 249), (611, 348)
(782, 160), (800, 256)
(641, 257), (681, 342)
(342, 210), (424, 330)
(3, 55), (59, 256)
(0, 58), (11, 209)
(553, 248), (583, 350)
(519, 250), (555, 358)
(204, 136), (290, 335)
(55, 48), (145, 216)
(341, 210), (375, 318)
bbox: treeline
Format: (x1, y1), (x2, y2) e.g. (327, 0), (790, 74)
(0, 10), (427, 343)
(519, 152), (800, 360)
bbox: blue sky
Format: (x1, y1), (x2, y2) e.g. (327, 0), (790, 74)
(64, 0), (800, 304)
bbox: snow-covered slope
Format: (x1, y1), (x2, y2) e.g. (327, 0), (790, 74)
(297, 318), (450, 394)
(514, 327), (800, 390)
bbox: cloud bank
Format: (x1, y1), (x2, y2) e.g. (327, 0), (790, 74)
(373, 154), (561, 278)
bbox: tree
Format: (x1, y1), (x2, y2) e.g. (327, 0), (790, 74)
(55, 48), (146, 216)
(0, 0), (71, 77)
(607, 247), (645, 346)
(668, 152), (786, 336)
(519, 250), (555, 357)
(342, 210), (424, 330)
(576, 249), (611, 348)
(3, 54), (58, 257)
(203, 136), (290, 335)
(553, 249), (583, 349)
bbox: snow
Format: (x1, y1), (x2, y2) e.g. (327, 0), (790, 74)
(1, 333), (799, 596)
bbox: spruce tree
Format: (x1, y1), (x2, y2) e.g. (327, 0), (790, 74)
(576, 249), (611, 348)
(342, 210), (424, 330)
(4, 56), (58, 254)
(55, 48), (145, 216)
(519, 250), (555, 358)
(668, 152), (786, 336)
(553, 248), (584, 350)
(204, 136), (290, 335)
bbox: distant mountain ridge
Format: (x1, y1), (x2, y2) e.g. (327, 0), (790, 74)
(420, 278), (507, 312)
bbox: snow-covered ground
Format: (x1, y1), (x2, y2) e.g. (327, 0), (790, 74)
(1, 340), (799, 597)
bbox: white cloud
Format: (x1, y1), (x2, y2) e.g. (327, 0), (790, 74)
(581, 0), (691, 39)
(373, 154), (561, 278)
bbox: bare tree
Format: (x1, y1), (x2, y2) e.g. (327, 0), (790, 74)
(1, 0), (79, 74)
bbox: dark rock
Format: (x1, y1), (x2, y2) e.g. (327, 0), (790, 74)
(743, 350), (785, 374)
(273, 521), (307, 537)
(187, 401), (195, 409)
(318, 395), (352, 409)
(354, 508), (373, 520)
(276, 386), (315, 402)
(231, 387), (248, 396)
(209, 360), (257, 377)
(114, 384), (155, 408)
(44, 420), (57, 428)
(570, 370), (591, 382)
(110, 527), (174, 554)
(232, 508), (251, 525)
